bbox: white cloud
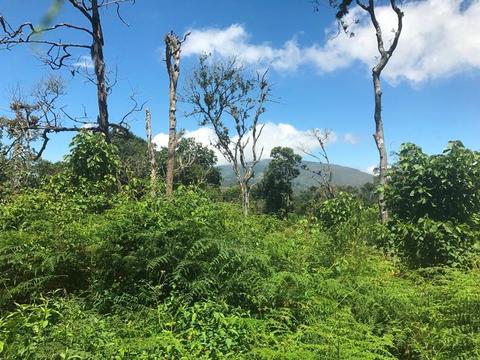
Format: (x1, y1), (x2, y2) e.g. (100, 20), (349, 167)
(344, 133), (359, 144)
(73, 55), (94, 69)
(154, 127), (226, 164)
(153, 122), (336, 165)
(183, 24), (304, 71)
(183, 0), (480, 84)
(152, 132), (168, 149)
(307, 0), (480, 84)
(366, 165), (377, 175)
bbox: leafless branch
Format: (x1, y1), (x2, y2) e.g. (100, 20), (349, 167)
(299, 128), (335, 198)
(1, 0), (137, 144)
(120, 91), (147, 125)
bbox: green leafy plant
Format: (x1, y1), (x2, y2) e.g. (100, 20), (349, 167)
(258, 146), (302, 216)
(64, 131), (121, 196)
(317, 191), (363, 228)
(385, 141), (480, 266)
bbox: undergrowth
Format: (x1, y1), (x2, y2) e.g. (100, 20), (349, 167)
(0, 185), (479, 359)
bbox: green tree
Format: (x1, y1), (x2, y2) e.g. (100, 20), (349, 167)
(159, 137), (221, 187)
(259, 147), (301, 216)
(112, 130), (221, 188)
(111, 130), (151, 183)
(385, 141), (480, 266)
(386, 141), (480, 223)
(64, 131), (121, 195)
(358, 181), (377, 206)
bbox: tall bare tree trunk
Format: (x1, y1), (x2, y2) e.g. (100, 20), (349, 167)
(145, 108), (157, 195)
(166, 75), (177, 196)
(165, 32), (184, 196)
(361, 0), (403, 223)
(372, 70), (388, 222)
(91, 0), (109, 141)
(239, 181), (250, 216)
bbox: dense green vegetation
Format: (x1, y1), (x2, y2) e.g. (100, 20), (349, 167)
(111, 131), (221, 188)
(0, 132), (479, 359)
(257, 147), (302, 216)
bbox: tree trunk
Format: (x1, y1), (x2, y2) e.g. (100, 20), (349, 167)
(372, 70), (388, 222)
(145, 108), (157, 195)
(166, 78), (177, 196)
(91, 0), (109, 141)
(240, 181), (250, 216)
(165, 34), (181, 196)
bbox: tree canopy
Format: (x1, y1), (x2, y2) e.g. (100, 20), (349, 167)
(258, 146), (302, 216)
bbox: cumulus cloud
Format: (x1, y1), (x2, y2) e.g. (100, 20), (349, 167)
(183, 25), (303, 71)
(153, 122), (336, 165)
(366, 165), (377, 175)
(183, 0), (480, 84)
(308, 0), (480, 84)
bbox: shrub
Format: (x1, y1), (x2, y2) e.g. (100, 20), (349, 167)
(1, 188), (479, 359)
(317, 192), (363, 229)
(64, 131), (121, 196)
(0, 193), (101, 308)
(86, 187), (289, 310)
(385, 142), (480, 266)
(1, 138), (479, 358)
(386, 142), (480, 223)
(387, 217), (479, 267)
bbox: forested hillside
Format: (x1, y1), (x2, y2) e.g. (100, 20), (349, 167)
(219, 160), (374, 189)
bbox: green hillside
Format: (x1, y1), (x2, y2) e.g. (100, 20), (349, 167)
(218, 159), (373, 189)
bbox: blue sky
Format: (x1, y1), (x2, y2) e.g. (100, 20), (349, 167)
(0, 0), (478, 172)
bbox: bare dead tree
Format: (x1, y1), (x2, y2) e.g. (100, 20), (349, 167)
(0, 75), (144, 183)
(186, 55), (271, 215)
(0, 77), (76, 160)
(0, 77), (76, 190)
(361, 0), (403, 222)
(0, 0), (136, 142)
(325, 0), (404, 222)
(164, 31), (189, 196)
(145, 108), (157, 195)
(299, 128), (335, 199)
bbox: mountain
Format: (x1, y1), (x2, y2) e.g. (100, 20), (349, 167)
(218, 160), (373, 190)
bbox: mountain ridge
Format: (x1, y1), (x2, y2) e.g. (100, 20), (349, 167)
(218, 159), (373, 190)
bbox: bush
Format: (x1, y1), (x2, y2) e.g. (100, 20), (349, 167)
(89, 188), (251, 308)
(0, 190), (105, 309)
(317, 192), (363, 229)
(0, 297), (263, 359)
(387, 217), (480, 267)
(385, 142), (480, 266)
(386, 142), (480, 223)
(1, 189), (479, 358)
(65, 131), (121, 195)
